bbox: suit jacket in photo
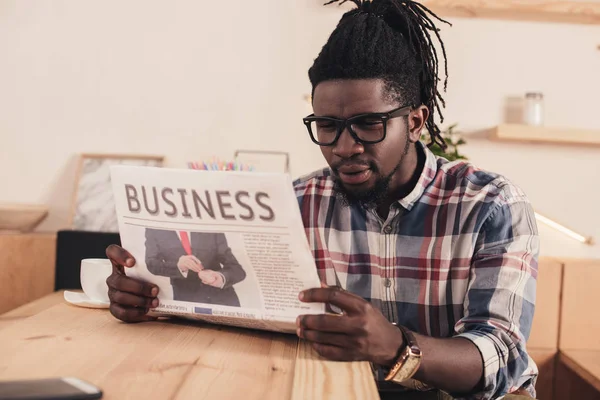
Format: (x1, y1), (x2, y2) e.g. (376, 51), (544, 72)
(145, 229), (246, 307)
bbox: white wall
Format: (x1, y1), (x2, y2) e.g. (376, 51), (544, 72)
(439, 17), (600, 259)
(1, 1), (599, 258)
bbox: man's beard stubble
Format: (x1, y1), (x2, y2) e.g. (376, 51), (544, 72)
(332, 138), (410, 210)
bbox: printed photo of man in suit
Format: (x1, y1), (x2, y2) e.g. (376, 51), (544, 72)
(144, 228), (246, 307)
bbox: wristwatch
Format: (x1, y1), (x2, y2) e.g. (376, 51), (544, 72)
(384, 324), (422, 384)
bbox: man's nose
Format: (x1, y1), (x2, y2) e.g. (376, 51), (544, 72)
(332, 128), (364, 159)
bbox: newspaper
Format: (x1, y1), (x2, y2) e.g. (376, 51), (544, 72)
(110, 165), (325, 333)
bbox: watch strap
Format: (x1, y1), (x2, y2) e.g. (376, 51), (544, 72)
(398, 325), (421, 357)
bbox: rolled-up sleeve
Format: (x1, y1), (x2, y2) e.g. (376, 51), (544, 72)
(455, 187), (539, 399)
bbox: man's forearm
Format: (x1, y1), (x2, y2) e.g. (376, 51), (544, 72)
(411, 333), (483, 395)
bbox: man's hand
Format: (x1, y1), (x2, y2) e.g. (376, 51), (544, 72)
(105, 245), (159, 323)
(297, 287), (405, 367)
(177, 255), (204, 273)
(197, 270), (225, 288)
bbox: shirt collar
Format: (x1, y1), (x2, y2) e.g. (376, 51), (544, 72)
(396, 141), (438, 211)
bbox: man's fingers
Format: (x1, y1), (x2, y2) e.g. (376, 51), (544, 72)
(198, 271), (218, 285)
(189, 262), (204, 273)
(182, 259), (195, 271)
(299, 288), (365, 314)
(105, 245), (159, 325)
(193, 264), (205, 272)
(297, 328), (357, 349)
(197, 270), (213, 279)
(197, 271), (215, 284)
(109, 303), (157, 323)
(191, 257), (204, 272)
(181, 257), (202, 273)
(185, 259), (203, 273)
(296, 314), (356, 334)
(190, 255), (203, 267)
(310, 342), (357, 362)
(106, 245), (136, 274)
(109, 289), (158, 309)
(107, 274), (158, 298)
(197, 271), (208, 283)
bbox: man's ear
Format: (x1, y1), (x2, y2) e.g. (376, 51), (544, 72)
(407, 105), (429, 143)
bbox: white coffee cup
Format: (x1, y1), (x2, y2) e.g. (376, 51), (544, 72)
(80, 258), (112, 303)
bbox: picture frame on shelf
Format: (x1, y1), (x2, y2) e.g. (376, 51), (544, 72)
(69, 153), (164, 233)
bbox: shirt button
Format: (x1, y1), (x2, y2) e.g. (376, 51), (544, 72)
(383, 278), (392, 288)
(383, 225), (393, 234)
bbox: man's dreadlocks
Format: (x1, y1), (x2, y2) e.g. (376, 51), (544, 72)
(309, 0), (450, 151)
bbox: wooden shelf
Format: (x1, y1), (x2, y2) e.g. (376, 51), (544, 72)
(488, 124), (600, 146)
(421, 0), (600, 25)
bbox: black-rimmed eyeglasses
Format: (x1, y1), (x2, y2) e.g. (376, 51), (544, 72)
(303, 104), (412, 146)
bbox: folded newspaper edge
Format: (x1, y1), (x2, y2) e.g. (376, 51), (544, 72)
(110, 165), (326, 334)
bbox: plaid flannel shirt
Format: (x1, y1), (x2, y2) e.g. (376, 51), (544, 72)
(294, 142), (539, 400)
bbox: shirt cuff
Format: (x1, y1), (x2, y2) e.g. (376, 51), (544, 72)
(455, 331), (506, 399)
(217, 272), (227, 289)
(178, 268), (189, 278)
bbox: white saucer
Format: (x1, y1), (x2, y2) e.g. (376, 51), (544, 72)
(64, 291), (110, 309)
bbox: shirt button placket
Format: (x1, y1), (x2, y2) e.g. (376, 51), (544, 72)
(381, 223), (394, 320)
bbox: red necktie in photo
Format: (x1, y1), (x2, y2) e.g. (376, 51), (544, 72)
(179, 231), (192, 255)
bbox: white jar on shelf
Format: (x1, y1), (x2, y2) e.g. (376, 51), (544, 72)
(524, 92), (544, 126)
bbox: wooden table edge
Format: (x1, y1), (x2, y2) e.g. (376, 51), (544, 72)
(0, 290), (66, 319)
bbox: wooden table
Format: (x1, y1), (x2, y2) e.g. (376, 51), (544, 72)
(0, 292), (379, 400)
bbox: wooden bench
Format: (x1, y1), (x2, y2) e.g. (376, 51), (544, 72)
(554, 259), (600, 400)
(557, 350), (600, 400)
(0, 233), (56, 314)
(528, 258), (563, 400)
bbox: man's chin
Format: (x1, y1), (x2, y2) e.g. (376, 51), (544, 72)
(340, 178), (375, 192)
(333, 178), (381, 208)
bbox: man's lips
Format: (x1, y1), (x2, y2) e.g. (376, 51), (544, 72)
(335, 164), (372, 185)
(337, 164), (369, 174)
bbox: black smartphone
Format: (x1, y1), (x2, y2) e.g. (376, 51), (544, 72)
(0, 377), (102, 400)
